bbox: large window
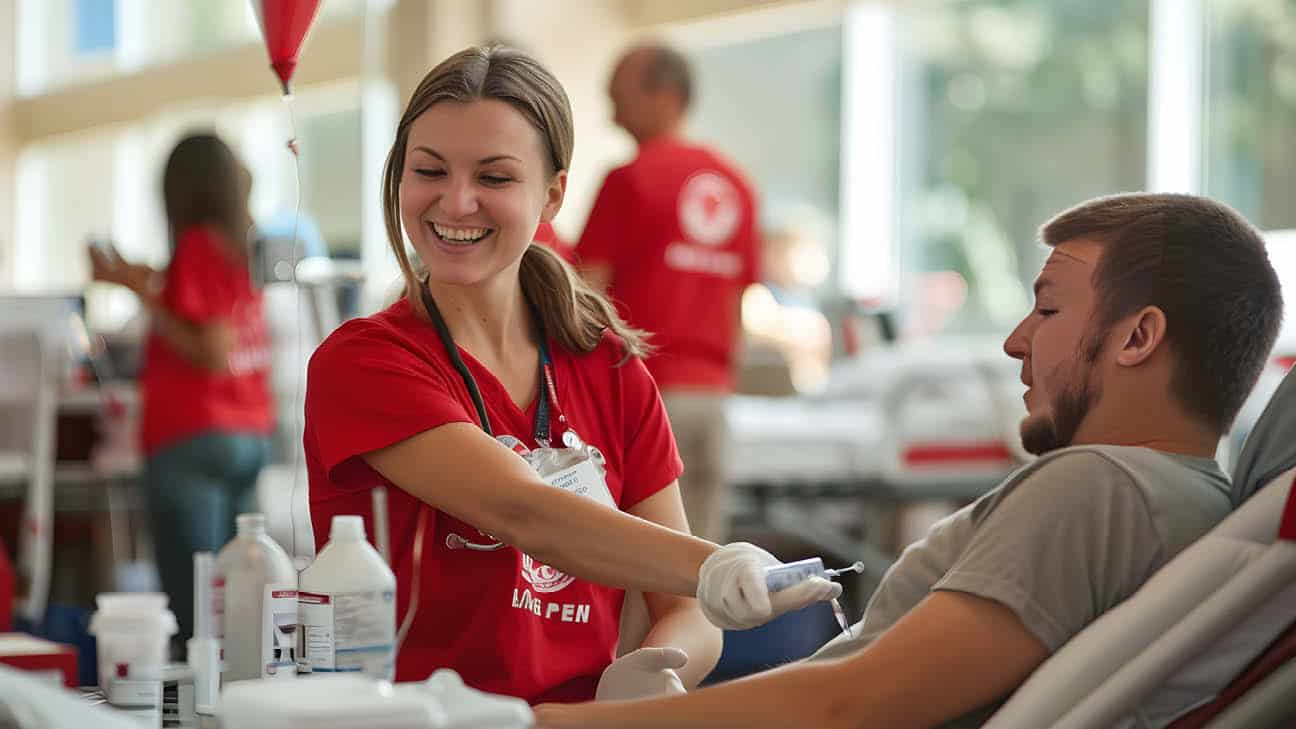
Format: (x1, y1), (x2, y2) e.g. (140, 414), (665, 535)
(672, 1), (1156, 340)
(15, 0), (363, 96)
(688, 24), (844, 280)
(13, 130), (119, 292)
(1205, 0), (1296, 230)
(215, 82), (364, 259)
(895, 0), (1150, 336)
(297, 108), (364, 257)
(12, 85), (363, 331)
(10, 0), (1296, 344)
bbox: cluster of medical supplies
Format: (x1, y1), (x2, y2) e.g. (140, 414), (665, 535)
(83, 512), (529, 727)
(5, 509), (862, 727)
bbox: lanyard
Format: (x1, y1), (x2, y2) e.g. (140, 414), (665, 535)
(419, 281), (561, 446)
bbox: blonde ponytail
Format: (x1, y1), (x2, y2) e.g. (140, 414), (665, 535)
(520, 243), (650, 362)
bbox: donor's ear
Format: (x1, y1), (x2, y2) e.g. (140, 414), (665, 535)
(1115, 306), (1167, 367)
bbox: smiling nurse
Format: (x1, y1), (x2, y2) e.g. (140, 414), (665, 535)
(303, 45), (838, 705)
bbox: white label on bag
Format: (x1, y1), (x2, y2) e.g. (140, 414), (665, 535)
(542, 459), (616, 509)
(298, 590), (395, 678)
(262, 585), (298, 679)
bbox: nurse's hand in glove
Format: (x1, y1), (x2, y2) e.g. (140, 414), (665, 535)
(595, 647), (688, 701)
(696, 542), (842, 630)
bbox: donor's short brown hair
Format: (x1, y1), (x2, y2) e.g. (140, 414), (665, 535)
(1042, 192), (1283, 431)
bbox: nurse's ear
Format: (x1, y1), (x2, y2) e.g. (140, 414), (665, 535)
(541, 169), (567, 223)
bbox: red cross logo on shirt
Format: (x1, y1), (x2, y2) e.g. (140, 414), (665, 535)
(678, 171), (741, 247)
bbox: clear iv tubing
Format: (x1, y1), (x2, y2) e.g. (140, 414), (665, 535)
(372, 486), (390, 565)
(284, 90), (307, 569)
(395, 505), (428, 650)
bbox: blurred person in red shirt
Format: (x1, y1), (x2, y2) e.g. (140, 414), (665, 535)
(89, 133), (273, 646)
(577, 44), (760, 541)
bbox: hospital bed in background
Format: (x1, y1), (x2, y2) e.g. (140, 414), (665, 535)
(726, 328), (1293, 593)
(726, 337), (1027, 589)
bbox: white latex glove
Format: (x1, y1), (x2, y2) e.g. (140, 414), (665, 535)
(696, 542), (843, 630)
(595, 647), (689, 702)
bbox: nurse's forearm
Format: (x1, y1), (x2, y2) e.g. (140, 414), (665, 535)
(366, 426), (717, 597)
(510, 488), (716, 597)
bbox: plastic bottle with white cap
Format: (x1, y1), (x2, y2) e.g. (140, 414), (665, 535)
(298, 515), (397, 679)
(213, 513), (298, 683)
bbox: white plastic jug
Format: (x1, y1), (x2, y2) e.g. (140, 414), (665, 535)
(88, 592), (178, 693)
(298, 515), (397, 679)
(214, 513), (298, 683)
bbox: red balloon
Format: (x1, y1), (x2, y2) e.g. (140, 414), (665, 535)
(251, 0), (324, 95)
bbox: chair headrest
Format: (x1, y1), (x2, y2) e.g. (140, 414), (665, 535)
(1233, 366), (1296, 508)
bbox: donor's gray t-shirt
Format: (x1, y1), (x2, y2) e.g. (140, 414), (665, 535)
(810, 445), (1231, 728)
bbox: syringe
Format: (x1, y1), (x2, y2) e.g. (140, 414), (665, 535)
(764, 558), (866, 639)
(764, 558), (865, 592)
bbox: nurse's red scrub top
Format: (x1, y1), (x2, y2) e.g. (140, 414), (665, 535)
(304, 298), (682, 703)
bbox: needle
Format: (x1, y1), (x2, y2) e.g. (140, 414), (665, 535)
(824, 561), (865, 579)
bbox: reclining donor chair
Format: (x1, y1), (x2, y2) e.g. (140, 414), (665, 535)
(983, 364), (1296, 729)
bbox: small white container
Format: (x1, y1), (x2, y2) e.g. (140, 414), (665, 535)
(298, 515), (397, 679)
(88, 592), (178, 694)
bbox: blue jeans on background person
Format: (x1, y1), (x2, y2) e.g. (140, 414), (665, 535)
(145, 431), (271, 647)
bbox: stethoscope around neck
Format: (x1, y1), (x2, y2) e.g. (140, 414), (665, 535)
(418, 279), (559, 552)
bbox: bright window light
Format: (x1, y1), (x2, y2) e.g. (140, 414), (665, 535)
(1148, 0), (1204, 192)
(839, 2), (899, 305)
